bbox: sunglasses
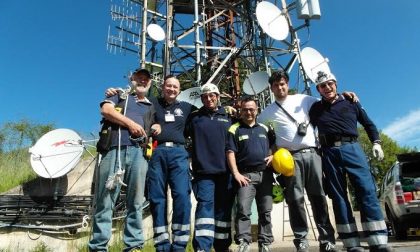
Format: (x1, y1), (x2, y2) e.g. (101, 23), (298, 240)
(318, 81), (335, 89)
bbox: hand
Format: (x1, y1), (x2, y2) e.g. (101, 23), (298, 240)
(372, 143), (384, 161)
(265, 155), (273, 167)
(128, 122), (146, 137)
(224, 106), (237, 116)
(151, 124), (161, 136)
(233, 172), (251, 187)
(342, 91), (359, 103)
(105, 87), (121, 97)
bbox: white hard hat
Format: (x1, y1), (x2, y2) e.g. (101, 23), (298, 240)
(200, 83), (220, 95)
(315, 71), (336, 86)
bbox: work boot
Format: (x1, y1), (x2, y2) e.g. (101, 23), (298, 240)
(370, 244), (393, 252)
(347, 246), (364, 252)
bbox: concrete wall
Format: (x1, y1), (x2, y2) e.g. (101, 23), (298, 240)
(0, 157), (336, 251)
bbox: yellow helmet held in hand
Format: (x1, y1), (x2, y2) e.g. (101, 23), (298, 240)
(272, 148), (295, 176)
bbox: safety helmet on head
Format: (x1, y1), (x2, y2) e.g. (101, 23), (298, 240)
(315, 71), (336, 86)
(272, 184), (284, 204)
(272, 148), (294, 176)
(200, 83), (220, 95)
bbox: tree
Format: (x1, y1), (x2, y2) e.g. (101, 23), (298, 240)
(0, 119), (55, 151)
(357, 127), (416, 185)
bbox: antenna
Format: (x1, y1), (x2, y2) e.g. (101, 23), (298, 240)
(177, 87), (203, 107)
(29, 129), (85, 178)
(243, 71), (270, 95)
(300, 47), (331, 83)
(256, 1), (289, 41)
(106, 0), (325, 106)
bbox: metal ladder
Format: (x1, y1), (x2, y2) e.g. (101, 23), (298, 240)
(282, 191), (317, 241)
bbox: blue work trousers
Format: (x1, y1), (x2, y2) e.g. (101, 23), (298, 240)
(192, 173), (235, 252)
(89, 146), (147, 252)
(321, 142), (387, 248)
(147, 146), (191, 252)
(235, 170), (274, 245)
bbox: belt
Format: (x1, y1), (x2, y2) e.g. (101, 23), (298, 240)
(290, 147), (316, 154)
(319, 135), (357, 147)
(240, 165), (266, 173)
(158, 142), (184, 148)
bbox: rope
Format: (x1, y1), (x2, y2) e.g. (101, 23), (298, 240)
(106, 92), (130, 190)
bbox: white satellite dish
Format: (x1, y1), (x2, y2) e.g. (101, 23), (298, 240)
(300, 47), (330, 82)
(243, 71), (270, 95)
(147, 24), (166, 42)
(29, 129), (84, 179)
(177, 87), (203, 107)
(256, 1), (289, 41)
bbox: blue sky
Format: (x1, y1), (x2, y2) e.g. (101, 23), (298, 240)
(1, 1), (419, 149)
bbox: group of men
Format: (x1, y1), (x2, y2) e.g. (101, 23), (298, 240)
(87, 68), (391, 252)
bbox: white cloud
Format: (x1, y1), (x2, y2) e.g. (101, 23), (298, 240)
(383, 109), (420, 148)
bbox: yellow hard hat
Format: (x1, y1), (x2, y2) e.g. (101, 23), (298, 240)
(272, 148), (295, 176)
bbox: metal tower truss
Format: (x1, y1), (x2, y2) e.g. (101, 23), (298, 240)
(107, 0), (316, 104)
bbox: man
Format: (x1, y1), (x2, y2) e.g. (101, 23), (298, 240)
(146, 75), (196, 252)
(258, 70), (337, 252)
(89, 68), (157, 252)
(107, 75), (195, 251)
(226, 97), (276, 252)
(309, 71), (390, 252)
(185, 83), (235, 252)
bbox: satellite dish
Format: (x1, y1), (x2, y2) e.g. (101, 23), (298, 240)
(177, 87), (203, 107)
(147, 24), (166, 41)
(256, 1), (289, 41)
(243, 71), (270, 95)
(29, 129), (84, 179)
(300, 47), (330, 82)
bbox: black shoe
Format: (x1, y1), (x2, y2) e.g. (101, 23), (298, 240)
(296, 242), (309, 252)
(320, 242), (339, 252)
(347, 247), (364, 252)
(370, 245), (392, 252)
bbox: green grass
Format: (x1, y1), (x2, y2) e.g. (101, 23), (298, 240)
(0, 149), (37, 193)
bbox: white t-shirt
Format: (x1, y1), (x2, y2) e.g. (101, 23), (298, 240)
(258, 94), (318, 150)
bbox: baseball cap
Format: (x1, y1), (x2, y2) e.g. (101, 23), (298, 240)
(132, 68), (151, 79)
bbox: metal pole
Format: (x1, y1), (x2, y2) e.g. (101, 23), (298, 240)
(141, 0), (148, 68)
(194, 0), (202, 86)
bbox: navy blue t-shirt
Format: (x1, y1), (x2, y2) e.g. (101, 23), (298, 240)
(152, 97), (196, 145)
(309, 95), (380, 143)
(226, 122), (275, 172)
(101, 93), (153, 147)
(185, 106), (232, 175)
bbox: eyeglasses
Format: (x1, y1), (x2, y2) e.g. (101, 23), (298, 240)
(318, 81), (335, 89)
